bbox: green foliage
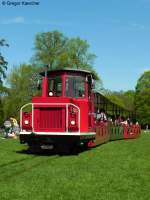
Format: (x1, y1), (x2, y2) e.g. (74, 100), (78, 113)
(0, 134), (150, 200)
(94, 79), (104, 92)
(0, 39), (9, 85)
(0, 99), (4, 125)
(33, 31), (99, 79)
(65, 37), (96, 69)
(135, 70), (150, 125)
(3, 64), (40, 120)
(105, 91), (125, 108)
(34, 31), (67, 68)
(105, 90), (135, 111)
(0, 39), (9, 124)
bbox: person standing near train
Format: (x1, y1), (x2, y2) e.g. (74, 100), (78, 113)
(10, 117), (19, 138)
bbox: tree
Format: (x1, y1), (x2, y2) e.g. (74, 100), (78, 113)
(65, 37), (96, 70)
(104, 90), (135, 113)
(123, 90), (135, 110)
(105, 90), (125, 108)
(33, 31), (67, 69)
(135, 70), (150, 126)
(0, 98), (4, 125)
(0, 39), (9, 124)
(0, 39), (9, 85)
(33, 31), (99, 79)
(3, 64), (40, 120)
(0, 86), (9, 124)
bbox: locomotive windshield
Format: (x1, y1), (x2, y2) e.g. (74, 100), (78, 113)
(48, 76), (62, 96)
(65, 76), (86, 98)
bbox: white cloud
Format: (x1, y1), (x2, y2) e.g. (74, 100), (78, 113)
(29, 19), (71, 26)
(0, 16), (25, 24)
(0, 17), (71, 27)
(13, 16), (25, 23)
(130, 23), (145, 30)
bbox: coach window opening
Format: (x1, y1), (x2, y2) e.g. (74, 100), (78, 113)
(65, 76), (86, 98)
(48, 76), (62, 97)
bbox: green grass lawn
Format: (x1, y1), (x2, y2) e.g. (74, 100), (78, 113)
(0, 132), (150, 200)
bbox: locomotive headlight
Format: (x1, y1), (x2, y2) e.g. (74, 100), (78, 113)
(24, 120), (29, 125)
(49, 91), (53, 96)
(71, 120), (76, 125)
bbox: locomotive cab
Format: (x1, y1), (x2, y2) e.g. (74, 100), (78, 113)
(20, 68), (96, 151)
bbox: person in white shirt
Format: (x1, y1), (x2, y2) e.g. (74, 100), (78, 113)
(97, 109), (107, 122)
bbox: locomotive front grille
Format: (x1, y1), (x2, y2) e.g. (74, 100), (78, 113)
(38, 107), (66, 131)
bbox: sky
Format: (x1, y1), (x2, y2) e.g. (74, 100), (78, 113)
(0, 0), (150, 91)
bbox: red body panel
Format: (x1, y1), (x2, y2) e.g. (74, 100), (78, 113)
(32, 96), (91, 133)
(88, 122), (110, 147)
(123, 124), (141, 139)
(88, 123), (141, 147)
(33, 105), (66, 132)
(71, 99), (89, 132)
(22, 112), (32, 130)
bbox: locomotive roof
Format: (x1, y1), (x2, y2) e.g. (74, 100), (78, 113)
(40, 68), (97, 79)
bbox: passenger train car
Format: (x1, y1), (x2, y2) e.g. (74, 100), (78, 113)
(19, 68), (141, 152)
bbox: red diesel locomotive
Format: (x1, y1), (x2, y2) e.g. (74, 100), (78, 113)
(19, 68), (141, 152)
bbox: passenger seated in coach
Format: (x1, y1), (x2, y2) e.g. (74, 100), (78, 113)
(107, 116), (113, 123)
(97, 109), (107, 122)
(114, 115), (123, 125)
(120, 117), (128, 125)
(110, 115), (116, 124)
